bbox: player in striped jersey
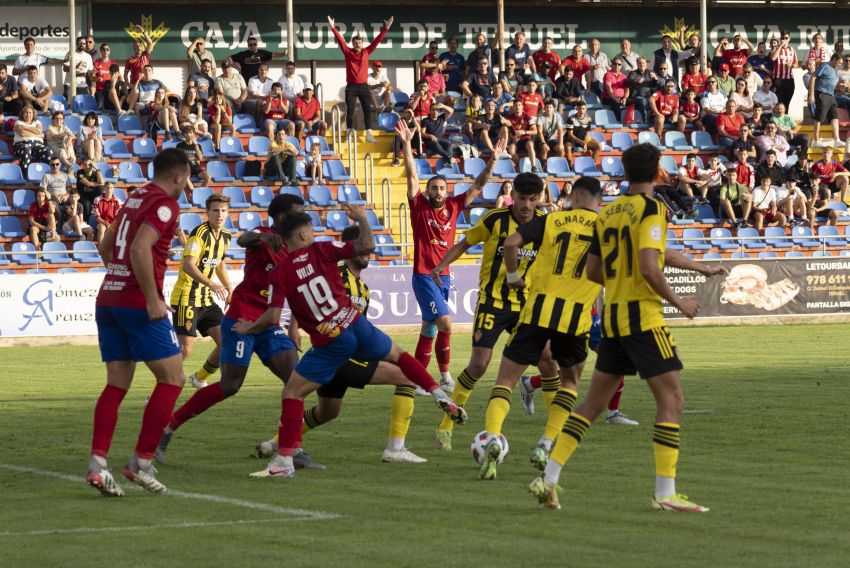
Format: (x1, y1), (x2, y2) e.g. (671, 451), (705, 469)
(430, 172), (559, 451)
(169, 193), (233, 389)
(477, 176), (603, 481)
(255, 226), (429, 464)
(529, 144), (726, 512)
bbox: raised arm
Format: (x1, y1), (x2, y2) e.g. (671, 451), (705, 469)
(464, 136), (507, 206)
(346, 204), (375, 255)
(328, 16), (351, 54)
(366, 17), (393, 54)
(237, 228), (284, 250)
(396, 119), (420, 201)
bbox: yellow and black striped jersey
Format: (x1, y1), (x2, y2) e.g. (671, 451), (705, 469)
(516, 208), (601, 335)
(340, 263), (369, 316)
(170, 222), (232, 308)
(589, 193), (667, 337)
(464, 206), (544, 312)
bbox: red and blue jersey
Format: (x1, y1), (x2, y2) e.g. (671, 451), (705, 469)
(96, 183), (178, 309)
(409, 192), (466, 275)
(268, 240), (359, 346)
(226, 227), (289, 322)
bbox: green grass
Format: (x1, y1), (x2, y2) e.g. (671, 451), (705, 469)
(2, 324), (849, 567)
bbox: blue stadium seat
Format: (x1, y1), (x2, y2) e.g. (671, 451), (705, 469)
(64, 114), (82, 133)
(207, 161), (235, 182)
(50, 95), (69, 112)
(88, 266), (108, 273)
(248, 136), (270, 157)
(26, 162), (49, 183)
(233, 114), (259, 134)
(758, 251), (778, 258)
(132, 138), (157, 159)
(0, 217), (24, 237)
(519, 157), (546, 176)
(737, 227), (767, 249)
(791, 226), (820, 248)
(234, 160), (263, 183)
(481, 182), (502, 204)
(812, 250), (833, 257)
(436, 159), (464, 180)
(72, 240), (101, 263)
(667, 229), (683, 250)
(374, 234), (401, 256)
(222, 186), (249, 208)
(279, 186), (304, 199)
(324, 160), (351, 181)
(702, 253), (723, 260)
(390, 91), (410, 111)
(250, 186), (273, 207)
(104, 138), (132, 159)
(469, 207), (487, 225)
(784, 250), (805, 257)
(307, 210), (327, 232)
(191, 187), (214, 208)
(198, 137), (218, 159)
(117, 115), (144, 136)
(238, 212), (263, 231)
(730, 252), (752, 259)
(308, 185), (338, 206)
(637, 131), (664, 149)
(660, 155), (678, 176)
(681, 155), (705, 168)
(463, 157), (485, 178)
(546, 157), (572, 178)
(764, 226), (793, 248)
(305, 136), (333, 156)
(611, 131), (634, 151)
(225, 241), (246, 259)
(0, 163), (26, 185)
(179, 213), (203, 234)
(220, 136), (248, 158)
(12, 189), (35, 211)
(573, 156), (602, 177)
(159, 139), (180, 152)
(57, 267), (79, 273)
(664, 131), (693, 150)
(593, 109), (622, 129)
(378, 112), (399, 132)
(366, 209), (384, 230)
(414, 158), (435, 180)
(588, 132), (611, 151)
(175, 190), (191, 209)
(0, 140), (13, 161)
(118, 162), (147, 183)
(286, 136), (303, 156)
(338, 184), (366, 204)
(691, 131), (721, 151)
(492, 159), (518, 179)
(694, 203), (721, 224)
(581, 91), (603, 109)
(817, 225), (846, 247)
(601, 156), (624, 177)
(113, 188), (128, 202)
(682, 228), (710, 250)
(95, 161), (115, 181)
(0, 245), (9, 266)
(11, 242), (38, 264)
(326, 210), (351, 232)
(26, 268), (48, 274)
(98, 115), (116, 135)
(42, 241), (71, 264)
(709, 227), (738, 250)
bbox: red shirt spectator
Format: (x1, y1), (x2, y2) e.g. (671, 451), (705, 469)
(508, 112), (532, 139)
(330, 22), (390, 84)
(519, 91), (544, 118)
(124, 51), (150, 85)
(717, 111), (746, 138)
(295, 94), (320, 121)
(264, 96), (290, 120)
(560, 55), (590, 85)
(651, 89), (679, 116)
(95, 193), (121, 225)
(723, 48), (749, 76)
(735, 160), (755, 189)
(681, 71), (708, 96)
(773, 46), (798, 80)
(93, 57), (113, 91)
(603, 69), (628, 98)
(423, 68), (446, 96)
(28, 199), (52, 225)
(410, 92), (435, 118)
(681, 99), (700, 119)
(209, 99), (233, 123)
(532, 49), (560, 80)
(812, 158), (847, 183)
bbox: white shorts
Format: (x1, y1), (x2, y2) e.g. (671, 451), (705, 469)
(63, 220), (91, 235)
(774, 187), (789, 201)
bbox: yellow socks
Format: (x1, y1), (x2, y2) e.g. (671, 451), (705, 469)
(542, 388), (577, 442)
(541, 376), (561, 410)
(484, 386), (512, 435)
(196, 360), (219, 382)
(652, 422), (680, 478)
(388, 386), (416, 440)
(438, 369), (478, 432)
(550, 412), (591, 466)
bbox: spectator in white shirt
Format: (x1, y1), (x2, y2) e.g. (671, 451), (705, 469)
(245, 63), (275, 125)
(13, 37), (50, 77)
(63, 36), (94, 99)
(367, 60), (393, 112)
(279, 61), (305, 102)
(752, 77), (778, 116)
(18, 65), (53, 112)
(583, 38), (610, 99)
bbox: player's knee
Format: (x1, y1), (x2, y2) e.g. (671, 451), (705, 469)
(435, 317), (452, 334)
(467, 358), (488, 379)
(220, 376), (244, 397)
(421, 322), (438, 338)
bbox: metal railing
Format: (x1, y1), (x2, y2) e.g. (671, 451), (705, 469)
(331, 106), (343, 154)
(380, 177), (392, 229)
(398, 201), (410, 247)
(315, 82), (324, 121)
(346, 129), (359, 180)
(363, 153), (374, 204)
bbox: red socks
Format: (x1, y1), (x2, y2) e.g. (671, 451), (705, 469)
(435, 331), (451, 373)
(277, 398), (304, 457)
(169, 382), (226, 430)
(135, 383), (182, 460)
(398, 352), (438, 393)
(414, 334), (434, 368)
(91, 384), (128, 458)
(608, 377), (625, 411)
(529, 375), (542, 389)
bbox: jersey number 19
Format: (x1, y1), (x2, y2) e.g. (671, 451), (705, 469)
(297, 275), (339, 320)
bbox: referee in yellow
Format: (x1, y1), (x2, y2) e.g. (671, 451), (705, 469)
(170, 193), (233, 389)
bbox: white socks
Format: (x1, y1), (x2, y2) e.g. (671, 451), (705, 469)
(655, 475), (676, 499)
(387, 437), (405, 451)
(543, 461), (562, 487)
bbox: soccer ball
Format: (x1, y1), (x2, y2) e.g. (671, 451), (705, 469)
(470, 430), (509, 465)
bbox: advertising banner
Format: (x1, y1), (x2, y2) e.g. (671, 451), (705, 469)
(0, 5), (84, 58)
(1, 259), (848, 338)
(76, 4), (850, 63)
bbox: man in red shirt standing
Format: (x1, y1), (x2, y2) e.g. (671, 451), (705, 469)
(771, 30), (799, 109)
(92, 43), (114, 104)
(86, 149), (190, 497)
(716, 34), (753, 77)
(123, 25), (153, 85)
(328, 14), (393, 144)
(518, 78), (545, 119)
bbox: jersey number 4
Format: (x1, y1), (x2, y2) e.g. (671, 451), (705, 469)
(114, 215), (131, 260)
(602, 226), (634, 278)
(297, 276), (339, 320)
(553, 231), (593, 278)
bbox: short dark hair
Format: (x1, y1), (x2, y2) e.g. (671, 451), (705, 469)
(152, 148), (191, 178)
(622, 143), (661, 184)
(109, 63), (119, 74)
(206, 193), (231, 209)
(268, 193), (304, 219)
(26, 65), (37, 72)
(513, 172), (544, 196)
(277, 212), (312, 239)
(572, 176), (602, 196)
(0, 64), (6, 72)
(765, 150), (776, 156)
(425, 174), (448, 191)
(341, 225), (360, 242)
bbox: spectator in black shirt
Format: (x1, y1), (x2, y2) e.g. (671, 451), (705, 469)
(421, 102), (455, 160)
(756, 150), (785, 186)
(731, 124), (758, 164)
(176, 126), (211, 189)
(746, 103), (769, 137)
(75, 158), (104, 220)
(787, 156), (814, 198)
(554, 66), (583, 108)
(476, 99), (508, 154)
(228, 37), (283, 83)
(462, 57), (498, 101)
(101, 63), (131, 111)
(627, 57), (659, 123)
(0, 64), (23, 116)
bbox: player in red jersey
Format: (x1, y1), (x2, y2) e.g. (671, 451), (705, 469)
(237, 206), (467, 478)
(397, 118), (506, 392)
(86, 149), (190, 497)
(153, 195), (317, 466)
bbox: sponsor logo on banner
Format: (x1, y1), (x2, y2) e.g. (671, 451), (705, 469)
(0, 6), (81, 58)
(19, 278), (54, 331)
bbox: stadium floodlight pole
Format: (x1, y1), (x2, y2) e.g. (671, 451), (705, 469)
(700, 0), (708, 71)
(69, 0), (77, 99)
(86, 0), (93, 35)
(286, 0), (295, 61)
(497, 0), (505, 72)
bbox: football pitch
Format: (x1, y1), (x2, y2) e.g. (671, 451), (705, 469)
(2, 324), (848, 567)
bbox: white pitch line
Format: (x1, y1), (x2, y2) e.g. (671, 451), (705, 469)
(0, 463), (339, 520)
(0, 518), (302, 538)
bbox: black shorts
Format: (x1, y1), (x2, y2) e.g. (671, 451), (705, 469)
(190, 163), (204, 178)
(472, 303), (520, 349)
(172, 304), (224, 337)
(513, 137), (533, 152)
(595, 327), (683, 379)
(815, 92), (838, 124)
(503, 323), (588, 368)
(317, 359), (380, 398)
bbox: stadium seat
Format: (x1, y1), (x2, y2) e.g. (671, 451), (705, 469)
(117, 115), (144, 136)
(98, 115), (116, 135)
(637, 131), (664, 149)
(207, 161), (235, 182)
(104, 138), (132, 159)
(692, 131), (721, 151)
(694, 203), (721, 224)
(42, 241), (71, 264)
(26, 162), (49, 183)
(667, 229), (683, 250)
(326, 210), (351, 232)
(414, 158), (435, 180)
(491, 159), (517, 179)
(791, 226), (820, 248)
(305, 136), (333, 156)
(146, 162), (157, 179)
(481, 182), (502, 204)
(180, 213), (203, 234)
(519, 157), (546, 176)
(338, 184), (366, 204)
(64, 114), (82, 133)
(374, 234), (401, 256)
(682, 228), (710, 250)
(469, 207), (487, 225)
(118, 162), (147, 184)
(222, 186), (249, 209)
(390, 91), (410, 111)
(660, 155), (678, 176)
(817, 225), (846, 247)
(233, 114), (259, 134)
(88, 266), (107, 273)
(175, 190), (191, 210)
(702, 253), (723, 260)
(601, 156), (624, 177)
(220, 136), (248, 158)
(758, 251), (778, 258)
(198, 137), (218, 158)
(191, 187), (214, 208)
(12, 189), (35, 211)
(132, 138), (157, 159)
(546, 157), (572, 178)
(456, 211), (470, 229)
(250, 186), (273, 207)
(378, 112), (399, 132)
(49, 95), (69, 112)
(436, 159), (464, 180)
(95, 161), (116, 181)
(57, 267), (79, 273)
(764, 226), (793, 248)
(11, 242), (38, 264)
(785, 250), (805, 257)
(730, 252), (752, 259)
(72, 240), (101, 263)
(463, 157), (485, 178)
(225, 241), (246, 260)
(26, 268), (48, 274)
(308, 185), (338, 206)
(581, 91), (602, 109)
(737, 227), (767, 249)
(0, 217), (24, 237)
(285, 136), (304, 156)
(573, 156), (602, 177)
(664, 131), (693, 150)
(0, 163), (26, 185)
(324, 160), (352, 181)
(588, 132), (611, 151)
(248, 136), (270, 157)
(452, 182), (472, 198)
(113, 188), (128, 202)
(840, 250), (850, 257)
(812, 250), (833, 257)
(307, 210), (327, 232)
(624, 109), (651, 129)
(611, 131), (634, 151)
(594, 109), (622, 129)
(709, 227), (738, 250)
(279, 186), (304, 199)
(0, 140), (12, 162)
(389, 259), (410, 266)
(238, 212), (262, 231)
(234, 161), (263, 183)
(366, 209), (384, 230)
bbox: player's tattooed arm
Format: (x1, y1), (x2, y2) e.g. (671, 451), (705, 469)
(345, 204), (376, 256)
(465, 135), (507, 206)
(233, 307), (282, 335)
(238, 229), (284, 251)
(503, 231), (527, 289)
(396, 119), (420, 201)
